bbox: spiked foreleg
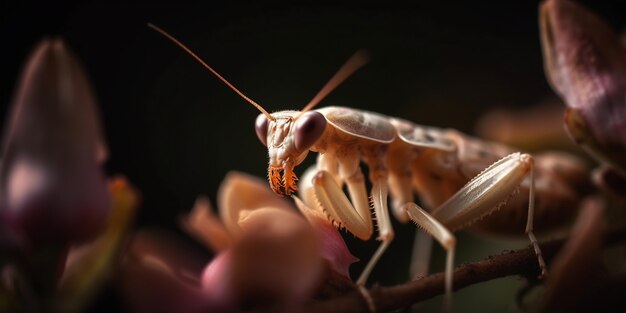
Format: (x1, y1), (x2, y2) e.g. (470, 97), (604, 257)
(356, 178), (395, 285)
(355, 152), (396, 286)
(309, 170), (371, 239)
(306, 149), (373, 240)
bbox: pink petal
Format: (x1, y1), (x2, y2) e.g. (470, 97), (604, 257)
(217, 171), (294, 235)
(201, 207), (324, 308)
(293, 197), (358, 278)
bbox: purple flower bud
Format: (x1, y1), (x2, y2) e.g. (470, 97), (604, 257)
(0, 38), (109, 245)
(540, 0), (626, 170)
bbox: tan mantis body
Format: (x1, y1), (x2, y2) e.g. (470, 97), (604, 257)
(148, 24), (589, 312)
(286, 106), (586, 312)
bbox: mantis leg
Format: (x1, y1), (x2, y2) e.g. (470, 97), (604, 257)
(410, 230), (433, 279)
(405, 202), (455, 313)
(388, 166), (413, 223)
(307, 150), (374, 241)
(356, 177), (395, 286)
(405, 152), (547, 313)
(308, 148), (399, 286)
(432, 152), (547, 276)
(388, 162), (435, 281)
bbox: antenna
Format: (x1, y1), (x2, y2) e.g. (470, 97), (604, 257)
(147, 23), (274, 121)
(299, 50), (370, 115)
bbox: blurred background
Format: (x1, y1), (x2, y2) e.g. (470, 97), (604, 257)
(1, 1), (625, 312)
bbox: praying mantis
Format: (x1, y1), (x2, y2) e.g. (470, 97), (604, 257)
(147, 23), (589, 312)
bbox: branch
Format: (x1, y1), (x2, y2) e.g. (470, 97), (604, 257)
(301, 226), (626, 313)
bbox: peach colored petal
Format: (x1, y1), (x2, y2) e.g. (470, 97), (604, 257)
(180, 196), (232, 252)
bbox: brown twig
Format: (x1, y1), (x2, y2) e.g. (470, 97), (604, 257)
(298, 226), (626, 313)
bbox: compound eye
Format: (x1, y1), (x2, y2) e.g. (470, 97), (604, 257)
(255, 114), (269, 146)
(294, 111), (326, 151)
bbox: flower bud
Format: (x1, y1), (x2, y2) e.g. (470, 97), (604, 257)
(0, 38), (109, 245)
(540, 0), (626, 170)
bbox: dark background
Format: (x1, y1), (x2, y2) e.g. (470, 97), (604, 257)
(1, 1), (625, 312)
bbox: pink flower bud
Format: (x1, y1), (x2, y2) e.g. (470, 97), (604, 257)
(540, 0), (626, 170)
(0, 38), (109, 245)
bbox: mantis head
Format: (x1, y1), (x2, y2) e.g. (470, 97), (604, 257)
(147, 23), (367, 196)
(255, 110), (327, 195)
